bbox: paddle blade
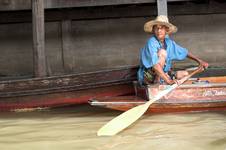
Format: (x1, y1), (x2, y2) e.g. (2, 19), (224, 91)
(97, 84), (178, 136)
(97, 66), (202, 136)
(97, 101), (152, 136)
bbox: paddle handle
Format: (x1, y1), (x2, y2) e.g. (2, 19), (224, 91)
(147, 65), (203, 100)
(97, 65), (204, 136)
(178, 65), (203, 85)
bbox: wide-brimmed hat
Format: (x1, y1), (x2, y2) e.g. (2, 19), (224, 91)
(144, 15), (177, 34)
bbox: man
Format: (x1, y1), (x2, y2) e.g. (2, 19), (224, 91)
(138, 15), (208, 85)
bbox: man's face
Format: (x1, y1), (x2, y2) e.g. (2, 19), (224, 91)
(153, 25), (168, 41)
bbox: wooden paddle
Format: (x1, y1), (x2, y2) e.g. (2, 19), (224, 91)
(97, 65), (203, 136)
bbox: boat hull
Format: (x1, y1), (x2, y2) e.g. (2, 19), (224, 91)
(89, 76), (226, 113)
(90, 96), (226, 113)
(0, 84), (135, 112)
(0, 66), (137, 111)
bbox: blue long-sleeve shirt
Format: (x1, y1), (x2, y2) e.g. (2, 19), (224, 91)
(137, 35), (188, 84)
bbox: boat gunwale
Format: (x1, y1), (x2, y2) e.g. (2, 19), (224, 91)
(146, 82), (226, 89)
(89, 98), (226, 106)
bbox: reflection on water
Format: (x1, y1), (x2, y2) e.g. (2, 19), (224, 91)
(0, 104), (226, 150)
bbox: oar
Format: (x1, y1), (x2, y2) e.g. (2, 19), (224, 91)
(97, 65), (203, 136)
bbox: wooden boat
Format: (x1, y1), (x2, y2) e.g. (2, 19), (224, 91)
(89, 75), (226, 113)
(0, 66), (137, 111)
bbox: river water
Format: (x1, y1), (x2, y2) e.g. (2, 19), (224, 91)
(0, 104), (226, 150)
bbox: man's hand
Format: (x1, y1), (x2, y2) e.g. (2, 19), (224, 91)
(166, 79), (178, 85)
(199, 60), (209, 69)
(187, 52), (208, 69)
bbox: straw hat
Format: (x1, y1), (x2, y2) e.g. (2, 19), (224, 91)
(144, 15), (177, 34)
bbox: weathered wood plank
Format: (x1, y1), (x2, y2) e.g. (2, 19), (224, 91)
(157, 0), (168, 16)
(61, 20), (73, 73)
(0, 84), (135, 111)
(0, 0), (195, 11)
(32, 0), (48, 77)
(45, 0), (153, 8)
(1, 2), (226, 24)
(0, 66), (138, 97)
(1, 66), (224, 98)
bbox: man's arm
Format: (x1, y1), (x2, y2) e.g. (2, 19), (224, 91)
(187, 52), (209, 68)
(152, 52), (208, 85)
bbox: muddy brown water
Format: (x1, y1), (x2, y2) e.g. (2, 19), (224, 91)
(0, 104), (226, 150)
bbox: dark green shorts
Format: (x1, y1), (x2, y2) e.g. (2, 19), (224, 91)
(143, 68), (156, 84)
(143, 68), (175, 85)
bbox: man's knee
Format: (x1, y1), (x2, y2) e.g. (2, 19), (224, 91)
(158, 49), (167, 67)
(176, 70), (189, 79)
(158, 49), (167, 58)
